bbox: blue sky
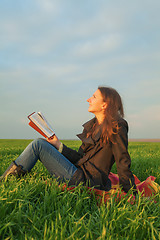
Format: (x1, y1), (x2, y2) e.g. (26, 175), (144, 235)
(0, 0), (160, 139)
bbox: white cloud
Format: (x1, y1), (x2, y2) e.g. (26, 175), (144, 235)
(72, 35), (122, 58)
(127, 104), (160, 138)
(35, 0), (59, 13)
(0, 0), (160, 139)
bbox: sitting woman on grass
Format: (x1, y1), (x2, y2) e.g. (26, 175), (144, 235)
(0, 86), (137, 195)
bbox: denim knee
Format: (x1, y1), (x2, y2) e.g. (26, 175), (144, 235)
(32, 138), (46, 147)
(31, 138), (47, 153)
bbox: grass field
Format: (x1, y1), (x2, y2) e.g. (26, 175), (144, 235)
(0, 139), (160, 240)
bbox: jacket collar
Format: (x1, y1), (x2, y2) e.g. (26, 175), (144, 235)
(77, 118), (101, 144)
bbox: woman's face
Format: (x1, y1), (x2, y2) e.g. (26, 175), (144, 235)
(87, 89), (106, 114)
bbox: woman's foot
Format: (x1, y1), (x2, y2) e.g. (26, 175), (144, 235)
(0, 161), (26, 182)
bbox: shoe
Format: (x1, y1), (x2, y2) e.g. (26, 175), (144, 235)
(0, 161), (26, 182)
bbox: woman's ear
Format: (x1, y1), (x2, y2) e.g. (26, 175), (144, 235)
(102, 102), (107, 110)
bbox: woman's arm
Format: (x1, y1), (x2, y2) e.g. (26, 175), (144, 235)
(47, 135), (83, 164)
(112, 119), (137, 193)
(61, 144), (83, 164)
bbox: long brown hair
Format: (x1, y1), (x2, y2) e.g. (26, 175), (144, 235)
(98, 86), (124, 143)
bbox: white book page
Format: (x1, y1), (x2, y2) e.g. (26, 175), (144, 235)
(29, 112), (55, 138)
(38, 112), (54, 133)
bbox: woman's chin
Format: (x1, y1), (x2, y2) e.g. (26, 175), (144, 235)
(88, 108), (94, 113)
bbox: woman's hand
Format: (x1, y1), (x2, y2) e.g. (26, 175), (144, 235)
(47, 134), (61, 150)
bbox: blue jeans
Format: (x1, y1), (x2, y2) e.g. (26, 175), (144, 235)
(15, 138), (77, 181)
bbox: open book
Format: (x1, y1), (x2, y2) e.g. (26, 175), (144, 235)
(28, 112), (55, 138)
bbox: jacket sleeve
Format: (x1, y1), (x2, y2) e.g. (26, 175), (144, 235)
(61, 144), (84, 164)
(112, 120), (137, 193)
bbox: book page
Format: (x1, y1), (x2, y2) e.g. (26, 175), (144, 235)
(37, 112), (54, 133)
(29, 112), (55, 138)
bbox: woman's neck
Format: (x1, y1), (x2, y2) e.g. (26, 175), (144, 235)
(95, 113), (105, 125)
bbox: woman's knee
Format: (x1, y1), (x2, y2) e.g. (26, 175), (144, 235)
(32, 138), (47, 149)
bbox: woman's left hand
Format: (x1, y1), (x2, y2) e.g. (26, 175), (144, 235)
(47, 134), (61, 150)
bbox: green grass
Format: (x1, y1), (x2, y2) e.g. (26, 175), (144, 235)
(0, 139), (160, 240)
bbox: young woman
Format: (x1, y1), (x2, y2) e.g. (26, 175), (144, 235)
(0, 87), (137, 194)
